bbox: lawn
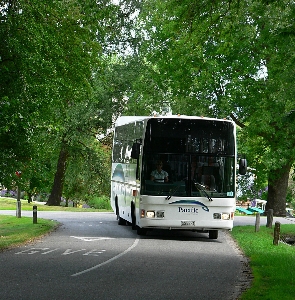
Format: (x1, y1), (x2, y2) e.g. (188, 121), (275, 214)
(0, 196), (101, 251)
(0, 197), (107, 212)
(231, 224), (295, 300)
(0, 215), (59, 251)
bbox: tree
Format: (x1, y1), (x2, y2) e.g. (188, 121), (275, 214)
(63, 139), (111, 204)
(0, 0), (140, 205)
(46, 0), (142, 205)
(130, 0), (295, 216)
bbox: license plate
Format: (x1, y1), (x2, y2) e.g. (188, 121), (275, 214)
(181, 221), (195, 226)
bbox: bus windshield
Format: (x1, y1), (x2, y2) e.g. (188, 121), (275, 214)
(141, 118), (235, 198)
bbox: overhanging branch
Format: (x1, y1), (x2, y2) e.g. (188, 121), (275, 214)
(230, 113), (246, 128)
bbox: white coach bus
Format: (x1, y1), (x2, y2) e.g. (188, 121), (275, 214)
(111, 115), (246, 239)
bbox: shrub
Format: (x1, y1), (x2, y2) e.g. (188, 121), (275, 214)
(87, 196), (112, 210)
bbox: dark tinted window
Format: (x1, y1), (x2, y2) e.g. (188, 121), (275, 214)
(144, 118), (234, 155)
(141, 118), (236, 197)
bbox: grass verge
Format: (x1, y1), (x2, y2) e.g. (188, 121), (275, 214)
(0, 197), (110, 212)
(0, 196), (109, 251)
(0, 215), (59, 251)
(231, 225), (295, 300)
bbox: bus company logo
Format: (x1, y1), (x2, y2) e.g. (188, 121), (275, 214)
(178, 207), (198, 214)
(169, 200), (209, 212)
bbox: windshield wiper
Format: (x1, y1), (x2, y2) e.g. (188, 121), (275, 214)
(194, 182), (213, 202)
(165, 185), (181, 200)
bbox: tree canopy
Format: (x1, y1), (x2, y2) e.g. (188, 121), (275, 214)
(0, 0), (139, 204)
(124, 0), (295, 215)
(1, 0), (295, 215)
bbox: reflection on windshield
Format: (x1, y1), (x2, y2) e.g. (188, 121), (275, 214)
(140, 118), (235, 198)
(141, 154), (235, 198)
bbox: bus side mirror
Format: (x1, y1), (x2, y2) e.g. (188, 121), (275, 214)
(239, 158), (247, 175)
(131, 143), (140, 159)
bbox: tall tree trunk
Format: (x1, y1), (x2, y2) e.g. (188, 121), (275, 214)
(265, 163), (291, 217)
(47, 144), (69, 206)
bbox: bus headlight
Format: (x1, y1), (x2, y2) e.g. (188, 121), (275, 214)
(213, 213), (230, 220)
(222, 213), (230, 220)
(146, 211), (155, 218)
(141, 210), (165, 218)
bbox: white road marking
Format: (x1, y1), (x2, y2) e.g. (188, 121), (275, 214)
(70, 236), (114, 242)
(15, 248), (50, 255)
(62, 249), (87, 255)
(83, 249), (106, 256)
(41, 249), (59, 254)
(14, 247), (106, 256)
(71, 238), (140, 277)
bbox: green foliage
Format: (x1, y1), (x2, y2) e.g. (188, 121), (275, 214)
(131, 0), (295, 214)
(63, 140), (111, 201)
(1, 0), (98, 178)
(0, 0), (139, 204)
(237, 172), (268, 201)
(87, 196), (112, 210)
(286, 169), (295, 208)
(2, 0), (295, 211)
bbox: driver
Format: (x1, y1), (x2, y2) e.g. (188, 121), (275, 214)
(151, 160), (168, 182)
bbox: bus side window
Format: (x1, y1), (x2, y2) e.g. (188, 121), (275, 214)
(131, 143), (140, 159)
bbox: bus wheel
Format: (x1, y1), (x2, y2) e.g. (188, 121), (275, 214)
(115, 196), (119, 220)
(131, 203), (136, 230)
(209, 230), (218, 239)
(137, 227), (147, 236)
(118, 216), (126, 225)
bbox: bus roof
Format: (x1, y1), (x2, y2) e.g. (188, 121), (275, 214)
(115, 116), (148, 126)
(115, 115), (233, 127)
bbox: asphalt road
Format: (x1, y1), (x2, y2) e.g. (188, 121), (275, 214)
(0, 210), (293, 300)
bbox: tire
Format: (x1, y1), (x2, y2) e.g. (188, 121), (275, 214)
(131, 202), (136, 230)
(209, 230), (218, 239)
(118, 216), (126, 225)
(115, 196), (119, 220)
(137, 227), (147, 236)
